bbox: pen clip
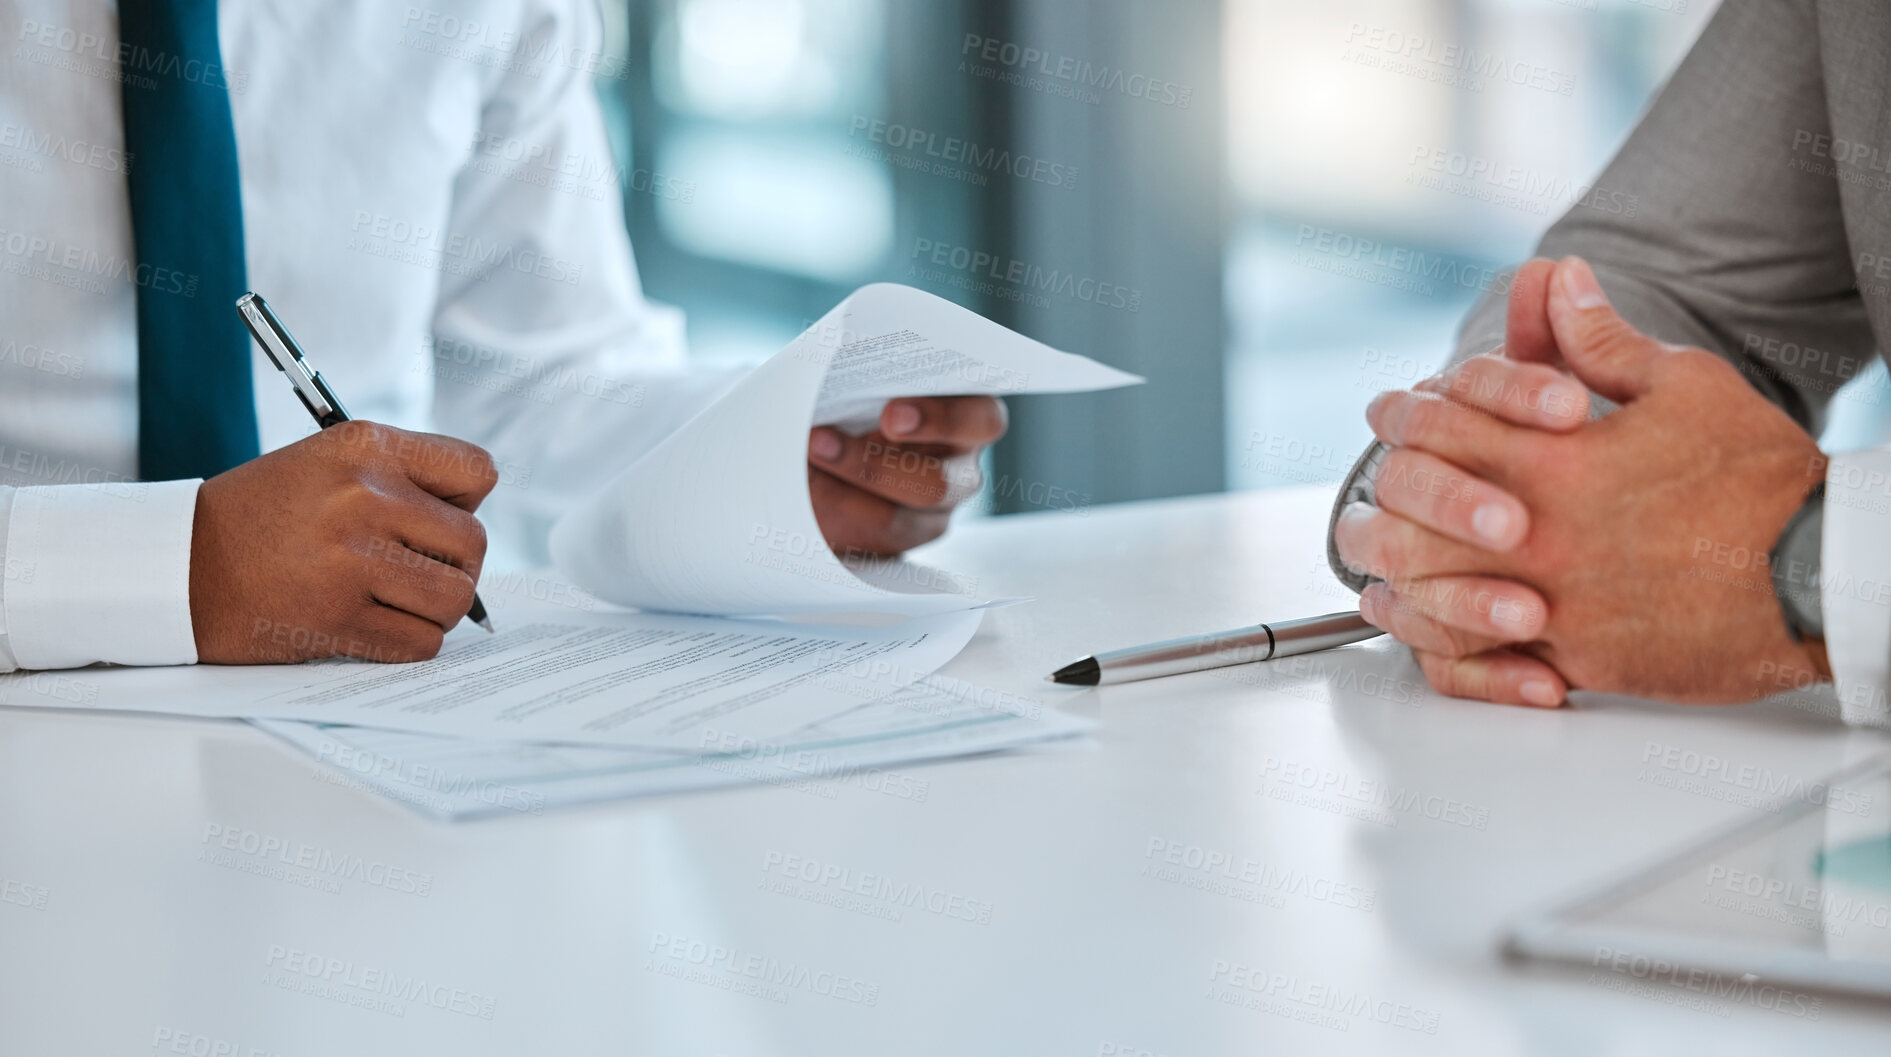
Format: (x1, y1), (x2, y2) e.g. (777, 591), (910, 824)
(235, 292), (348, 425)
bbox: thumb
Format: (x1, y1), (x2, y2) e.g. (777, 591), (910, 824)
(1501, 258), (1559, 364)
(1545, 256), (1663, 404)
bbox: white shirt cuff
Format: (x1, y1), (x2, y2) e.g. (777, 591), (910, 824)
(3, 480), (202, 670)
(1822, 450), (1891, 728)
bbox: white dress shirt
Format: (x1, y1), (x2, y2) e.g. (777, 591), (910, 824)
(0, 0), (742, 670)
(1822, 452), (1891, 729)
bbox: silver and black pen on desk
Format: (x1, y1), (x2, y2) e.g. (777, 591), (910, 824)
(1049, 611), (1382, 686)
(235, 292), (494, 633)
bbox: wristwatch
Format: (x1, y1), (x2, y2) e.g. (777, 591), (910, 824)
(1770, 483), (1825, 642)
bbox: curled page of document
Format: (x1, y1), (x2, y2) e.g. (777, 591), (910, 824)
(548, 283), (1142, 617)
(0, 609), (983, 751)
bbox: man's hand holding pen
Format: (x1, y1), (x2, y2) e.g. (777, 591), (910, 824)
(1336, 257), (1832, 708)
(190, 421), (496, 664)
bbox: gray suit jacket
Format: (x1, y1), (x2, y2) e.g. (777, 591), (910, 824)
(1327, 0), (1891, 590)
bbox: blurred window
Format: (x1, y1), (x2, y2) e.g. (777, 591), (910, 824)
(1223, 0), (1723, 489)
(602, 0), (899, 366)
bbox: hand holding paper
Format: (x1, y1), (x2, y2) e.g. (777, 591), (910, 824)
(807, 394), (1007, 558)
(549, 283), (1142, 618)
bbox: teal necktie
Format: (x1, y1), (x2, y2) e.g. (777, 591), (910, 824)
(121, 0), (260, 481)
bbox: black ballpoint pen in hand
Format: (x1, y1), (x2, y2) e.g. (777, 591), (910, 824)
(235, 293), (495, 633)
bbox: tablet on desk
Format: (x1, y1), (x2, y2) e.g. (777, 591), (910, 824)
(1505, 753), (1891, 1001)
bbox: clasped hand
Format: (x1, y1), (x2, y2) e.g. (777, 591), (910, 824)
(1334, 257), (1830, 707)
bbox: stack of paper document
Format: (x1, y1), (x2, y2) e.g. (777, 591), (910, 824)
(254, 673), (1090, 820)
(45, 608), (989, 747)
(0, 285), (1135, 817)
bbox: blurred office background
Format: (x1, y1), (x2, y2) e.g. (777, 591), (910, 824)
(591, 0), (1882, 513)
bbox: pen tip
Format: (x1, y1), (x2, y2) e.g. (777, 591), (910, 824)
(478, 617), (495, 633)
(1049, 657), (1100, 686)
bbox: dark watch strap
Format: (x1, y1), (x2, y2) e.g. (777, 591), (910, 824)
(1770, 483), (1825, 642)
(1326, 442), (1388, 594)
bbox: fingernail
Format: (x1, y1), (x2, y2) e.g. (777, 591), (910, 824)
(1339, 502), (1380, 540)
(1471, 503), (1514, 545)
(1559, 258), (1608, 310)
(1520, 680), (1564, 708)
(809, 429), (844, 462)
(886, 404), (922, 437)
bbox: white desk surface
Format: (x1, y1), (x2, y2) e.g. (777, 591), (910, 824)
(4, 485), (1889, 1056)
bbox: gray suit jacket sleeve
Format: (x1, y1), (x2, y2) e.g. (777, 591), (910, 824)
(1326, 0), (1878, 592)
